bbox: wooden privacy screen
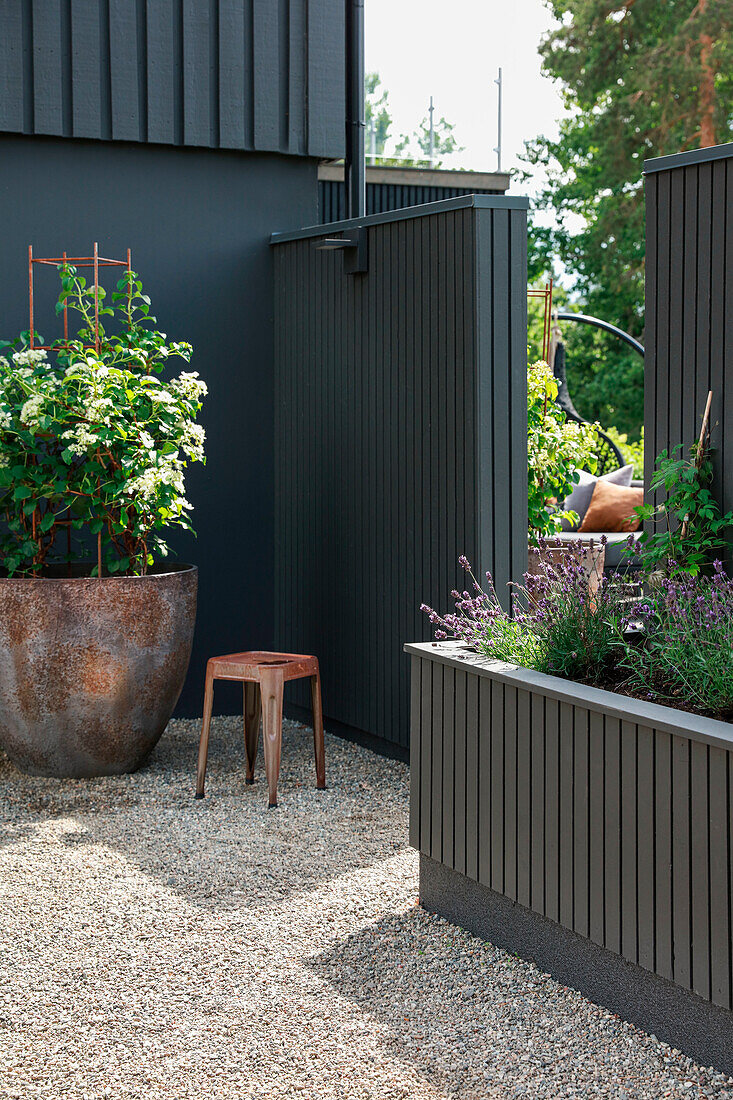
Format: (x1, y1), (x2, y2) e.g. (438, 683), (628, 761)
(644, 143), (733, 556)
(318, 176), (507, 224)
(271, 195), (529, 751)
(409, 645), (733, 1012)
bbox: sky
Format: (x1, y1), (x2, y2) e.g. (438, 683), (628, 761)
(364, 0), (568, 189)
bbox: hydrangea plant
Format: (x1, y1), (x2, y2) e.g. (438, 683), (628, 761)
(0, 264), (206, 576)
(527, 359), (599, 542)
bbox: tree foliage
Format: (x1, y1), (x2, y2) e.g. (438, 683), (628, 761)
(394, 114), (463, 167)
(365, 72), (393, 160)
(525, 0), (733, 438)
(527, 360), (599, 539)
(365, 71), (463, 167)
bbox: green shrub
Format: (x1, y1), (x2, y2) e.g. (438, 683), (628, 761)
(0, 264), (206, 576)
(527, 360), (599, 541)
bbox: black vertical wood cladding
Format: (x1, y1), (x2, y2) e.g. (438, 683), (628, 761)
(410, 650), (733, 1013)
(0, 0), (344, 157)
(272, 197), (528, 750)
(644, 145), (733, 557)
(0, 133), (319, 718)
(319, 180), (506, 224)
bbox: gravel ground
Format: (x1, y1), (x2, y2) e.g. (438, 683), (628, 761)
(1, 716), (733, 1099)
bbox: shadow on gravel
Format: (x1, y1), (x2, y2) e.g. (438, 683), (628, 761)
(305, 907), (692, 1100)
(0, 719), (409, 912)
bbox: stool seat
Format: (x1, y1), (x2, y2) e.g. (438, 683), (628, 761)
(195, 650), (325, 808)
(207, 651), (319, 682)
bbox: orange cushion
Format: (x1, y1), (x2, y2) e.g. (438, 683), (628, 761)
(579, 480), (643, 533)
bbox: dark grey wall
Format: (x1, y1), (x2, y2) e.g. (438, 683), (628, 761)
(272, 196), (528, 753)
(0, 132), (319, 715)
(644, 143), (733, 554)
(408, 643), (733, 1014)
(0, 0), (345, 158)
(319, 179), (507, 223)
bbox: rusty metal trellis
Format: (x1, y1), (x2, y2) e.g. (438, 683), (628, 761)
(527, 279), (553, 363)
(28, 242), (132, 355)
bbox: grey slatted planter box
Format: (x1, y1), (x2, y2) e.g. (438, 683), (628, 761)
(405, 640), (733, 1075)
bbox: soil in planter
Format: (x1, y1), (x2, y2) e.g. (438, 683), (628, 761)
(571, 668), (733, 724)
(0, 562), (193, 579)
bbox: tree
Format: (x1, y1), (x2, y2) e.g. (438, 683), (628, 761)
(365, 72), (393, 160)
(394, 114), (463, 167)
(364, 72), (463, 167)
(525, 0), (733, 438)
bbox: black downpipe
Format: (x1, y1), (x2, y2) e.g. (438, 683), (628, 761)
(345, 0), (365, 219)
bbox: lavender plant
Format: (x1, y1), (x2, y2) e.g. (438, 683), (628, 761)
(619, 563), (733, 718)
(421, 544), (633, 683)
(420, 556), (543, 667)
(422, 549), (733, 721)
(519, 539), (634, 682)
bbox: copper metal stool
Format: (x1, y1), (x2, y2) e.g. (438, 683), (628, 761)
(195, 651), (325, 808)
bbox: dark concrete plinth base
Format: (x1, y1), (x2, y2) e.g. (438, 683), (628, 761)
(420, 853), (733, 1077)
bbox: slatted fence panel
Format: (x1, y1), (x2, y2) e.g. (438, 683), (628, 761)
(273, 197), (528, 751)
(410, 649), (733, 1011)
(645, 144), (733, 559)
(319, 179), (507, 223)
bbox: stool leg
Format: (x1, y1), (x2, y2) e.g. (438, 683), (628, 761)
(311, 670), (326, 790)
(260, 668), (284, 808)
(244, 681), (261, 784)
(195, 665), (215, 799)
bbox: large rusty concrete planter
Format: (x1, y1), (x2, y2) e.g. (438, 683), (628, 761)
(0, 564), (197, 777)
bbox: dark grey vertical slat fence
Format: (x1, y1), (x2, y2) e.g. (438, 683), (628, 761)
(319, 180), (507, 223)
(645, 144), (733, 553)
(272, 195), (528, 752)
(0, 0), (343, 157)
(408, 645), (733, 1013)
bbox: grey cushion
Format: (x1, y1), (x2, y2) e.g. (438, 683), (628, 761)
(560, 464), (634, 531)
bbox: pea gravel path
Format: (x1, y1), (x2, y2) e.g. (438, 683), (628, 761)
(2, 718), (733, 1100)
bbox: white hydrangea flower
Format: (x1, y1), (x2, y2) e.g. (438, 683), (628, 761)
(138, 430), (155, 451)
(124, 452), (183, 501)
(61, 424), (100, 456)
(125, 466), (160, 500)
(173, 371), (208, 400)
(20, 395), (46, 425)
(181, 422), (205, 461)
(13, 349), (47, 368)
(83, 394), (114, 425)
(158, 456), (185, 494)
(149, 389), (177, 407)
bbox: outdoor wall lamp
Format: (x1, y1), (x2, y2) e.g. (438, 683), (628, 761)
(312, 227), (368, 275)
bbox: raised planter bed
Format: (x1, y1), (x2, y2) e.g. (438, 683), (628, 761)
(405, 640), (733, 1075)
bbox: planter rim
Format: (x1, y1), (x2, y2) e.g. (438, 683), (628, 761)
(0, 562), (197, 583)
(404, 640), (733, 753)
